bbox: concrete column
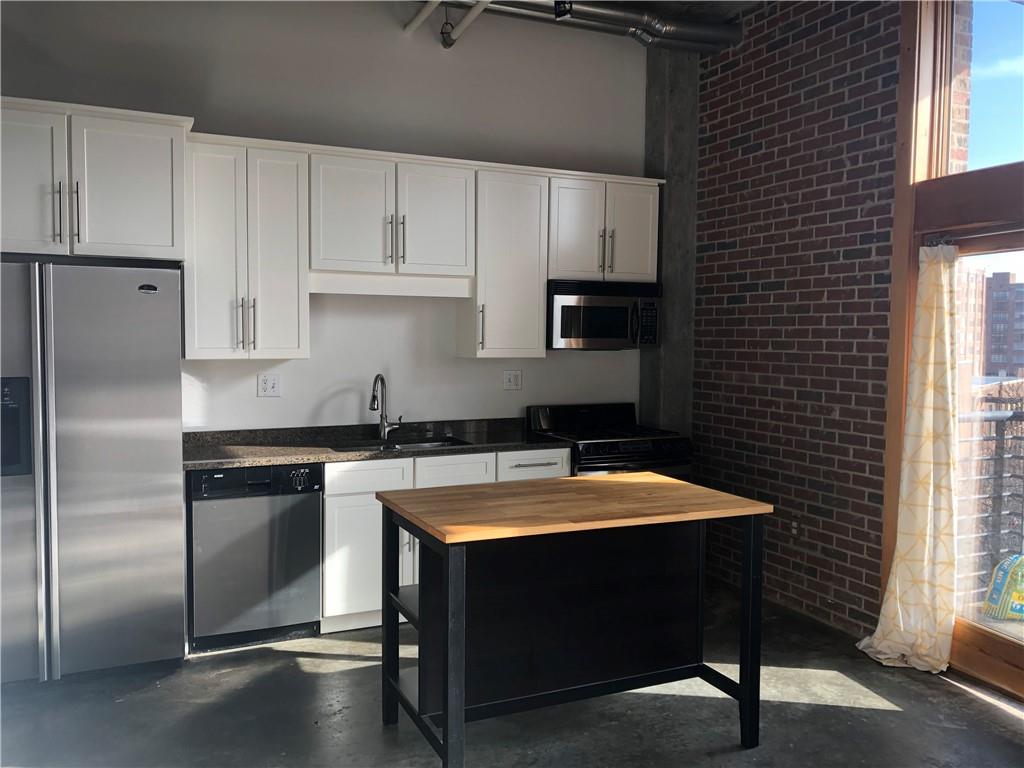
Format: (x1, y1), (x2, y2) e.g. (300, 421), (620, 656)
(640, 48), (699, 434)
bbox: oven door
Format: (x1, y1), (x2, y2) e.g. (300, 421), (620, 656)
(575, 459), (692, 481)
(550, 295), (639, 350)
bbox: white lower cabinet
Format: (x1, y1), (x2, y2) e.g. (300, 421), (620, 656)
(414, 452), (496, 488)
(497, 448), (571, 482)
(321, 458), (413, 633)
(321, 449), (567, 635)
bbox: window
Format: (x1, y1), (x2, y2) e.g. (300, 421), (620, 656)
(954, 254), (1023, 651)
(886, 0), (1024, 698)
(948, 0), (1024, 173)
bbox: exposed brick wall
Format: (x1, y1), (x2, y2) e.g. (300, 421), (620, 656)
(949, 0), (973, 174)
(694, 1), (901, 637)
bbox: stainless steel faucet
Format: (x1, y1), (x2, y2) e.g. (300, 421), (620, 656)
(369, 373), (402, 443)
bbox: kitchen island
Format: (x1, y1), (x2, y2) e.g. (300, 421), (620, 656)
(377, 472), (773, 768)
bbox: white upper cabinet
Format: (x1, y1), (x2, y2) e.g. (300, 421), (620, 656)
(247, 148), (310, 359)
(184, 142), (309, 360)
(311, 154), (396, 273)
(1, 108), (68, 255)
(461, 170), (548, 358)
(548, 177), (606, 280)
(184, 143), (248, 359)
(604, 182), (659, 283)
(548, 177), (658, 283)
(70, 115), (185, 260)
(396, 162), (474, 276)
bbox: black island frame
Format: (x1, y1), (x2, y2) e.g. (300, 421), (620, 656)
(381, 507), (764, 768)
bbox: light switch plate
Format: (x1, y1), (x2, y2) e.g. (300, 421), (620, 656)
(503, 370), (522, 391)
(257, 373), (281, 397)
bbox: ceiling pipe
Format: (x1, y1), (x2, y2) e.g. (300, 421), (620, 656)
(561, 2), (743, 46)
(441, 1), (740, 52)
(442, 0), (492, 48)
(405, 0), (442, 32)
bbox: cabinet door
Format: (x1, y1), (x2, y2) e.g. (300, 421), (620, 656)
(548, 177), (606, 280)
(323, 493), (382, 618)
(311, 154), (396, 273)
(69, 115), (184, 260)
(604, 182), (659, 283)
(184, 143), (248, 359)
(1, 108), (68, 255)
(247, 148), (310, 359)
(414, 453), (496, 489)
(475, 171), (548, 358)
(396, 162), (474, 276)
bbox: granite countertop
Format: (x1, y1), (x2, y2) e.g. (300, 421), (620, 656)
(182, 418), (570, 471)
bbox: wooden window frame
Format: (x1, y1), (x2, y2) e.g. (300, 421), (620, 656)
(883, 0), (1024, 700)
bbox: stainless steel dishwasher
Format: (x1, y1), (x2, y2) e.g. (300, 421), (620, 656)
(188, 464), (323, 651)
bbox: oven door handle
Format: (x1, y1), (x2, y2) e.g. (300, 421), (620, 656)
(577, 458), (689, 473)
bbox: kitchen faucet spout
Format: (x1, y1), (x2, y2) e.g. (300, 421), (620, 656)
(369, 373), (402, 443)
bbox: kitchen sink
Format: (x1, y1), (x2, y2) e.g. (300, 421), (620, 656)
(382, 438), (470, 451)
(329, 437), (470, 453)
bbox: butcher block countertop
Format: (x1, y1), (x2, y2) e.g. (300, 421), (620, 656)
(376, 472), (773, 545)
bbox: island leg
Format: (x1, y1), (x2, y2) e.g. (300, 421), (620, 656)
(443, 545), (467, 768)
(382, 506), (399, 726)
(739, 515), (763, 748)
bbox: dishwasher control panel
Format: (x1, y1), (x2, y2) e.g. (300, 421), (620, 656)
(190, 463), (323, 499)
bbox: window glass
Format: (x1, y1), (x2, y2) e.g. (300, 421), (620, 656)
(949, 1), (1024, 173)
(954, 251), (1024, 643)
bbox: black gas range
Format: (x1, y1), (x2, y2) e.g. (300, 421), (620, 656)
(527, 403), (691, 479)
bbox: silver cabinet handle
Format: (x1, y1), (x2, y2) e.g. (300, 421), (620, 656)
(598, 228), (606, 272)
(55, 181), (63, 243)
(238, 298), (245, 348)
(400, 214), (407, 264)
(73, 181), (82, 243)
(250, 298), (256, 350)
(385, 214), (394, 263)
(511, 461), (559, 469)
(607, 228), (615, 273)
(478, 304), (485, 349)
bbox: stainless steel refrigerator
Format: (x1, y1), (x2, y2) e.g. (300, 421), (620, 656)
(1, 258), (185, 681)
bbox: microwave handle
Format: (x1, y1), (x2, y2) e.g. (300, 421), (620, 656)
(630, 302), (640, 345)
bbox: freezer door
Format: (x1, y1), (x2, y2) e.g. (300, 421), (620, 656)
(0, 262), (46, 682)
(47, 264), (184, 676)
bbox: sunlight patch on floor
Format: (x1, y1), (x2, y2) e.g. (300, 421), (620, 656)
(636, 664), (902, 711)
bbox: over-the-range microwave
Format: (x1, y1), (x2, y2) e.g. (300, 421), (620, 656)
(547, 280), (661, 350)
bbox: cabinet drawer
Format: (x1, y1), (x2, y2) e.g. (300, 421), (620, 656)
(497, 448), (571, 482)
(325, 458), (414, 495)
(414, 453), (496, 488)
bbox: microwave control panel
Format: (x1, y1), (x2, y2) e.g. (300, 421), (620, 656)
(638, 300), (659, 345)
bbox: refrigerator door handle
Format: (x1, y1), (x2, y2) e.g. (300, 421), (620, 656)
(29, 264), (51, 681)
(41, 264), (62, 680)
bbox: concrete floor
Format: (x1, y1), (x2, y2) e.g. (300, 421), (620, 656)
(3, 592), (1022, 768)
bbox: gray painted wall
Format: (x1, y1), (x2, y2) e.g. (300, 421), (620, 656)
(1, 1), (646, 175)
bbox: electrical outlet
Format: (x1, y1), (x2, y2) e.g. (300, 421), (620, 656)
(257, 373), (281, 398)
(503, 370), (522, 391)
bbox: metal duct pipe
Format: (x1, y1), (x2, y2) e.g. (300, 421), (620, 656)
(563, 2), (743, 46)
(441, 1), (740, 52)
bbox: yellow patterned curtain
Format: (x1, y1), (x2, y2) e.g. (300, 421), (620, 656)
(858, 244), (958, 673)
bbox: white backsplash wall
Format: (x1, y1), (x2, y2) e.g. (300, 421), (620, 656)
(183, 294), (639, 431)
